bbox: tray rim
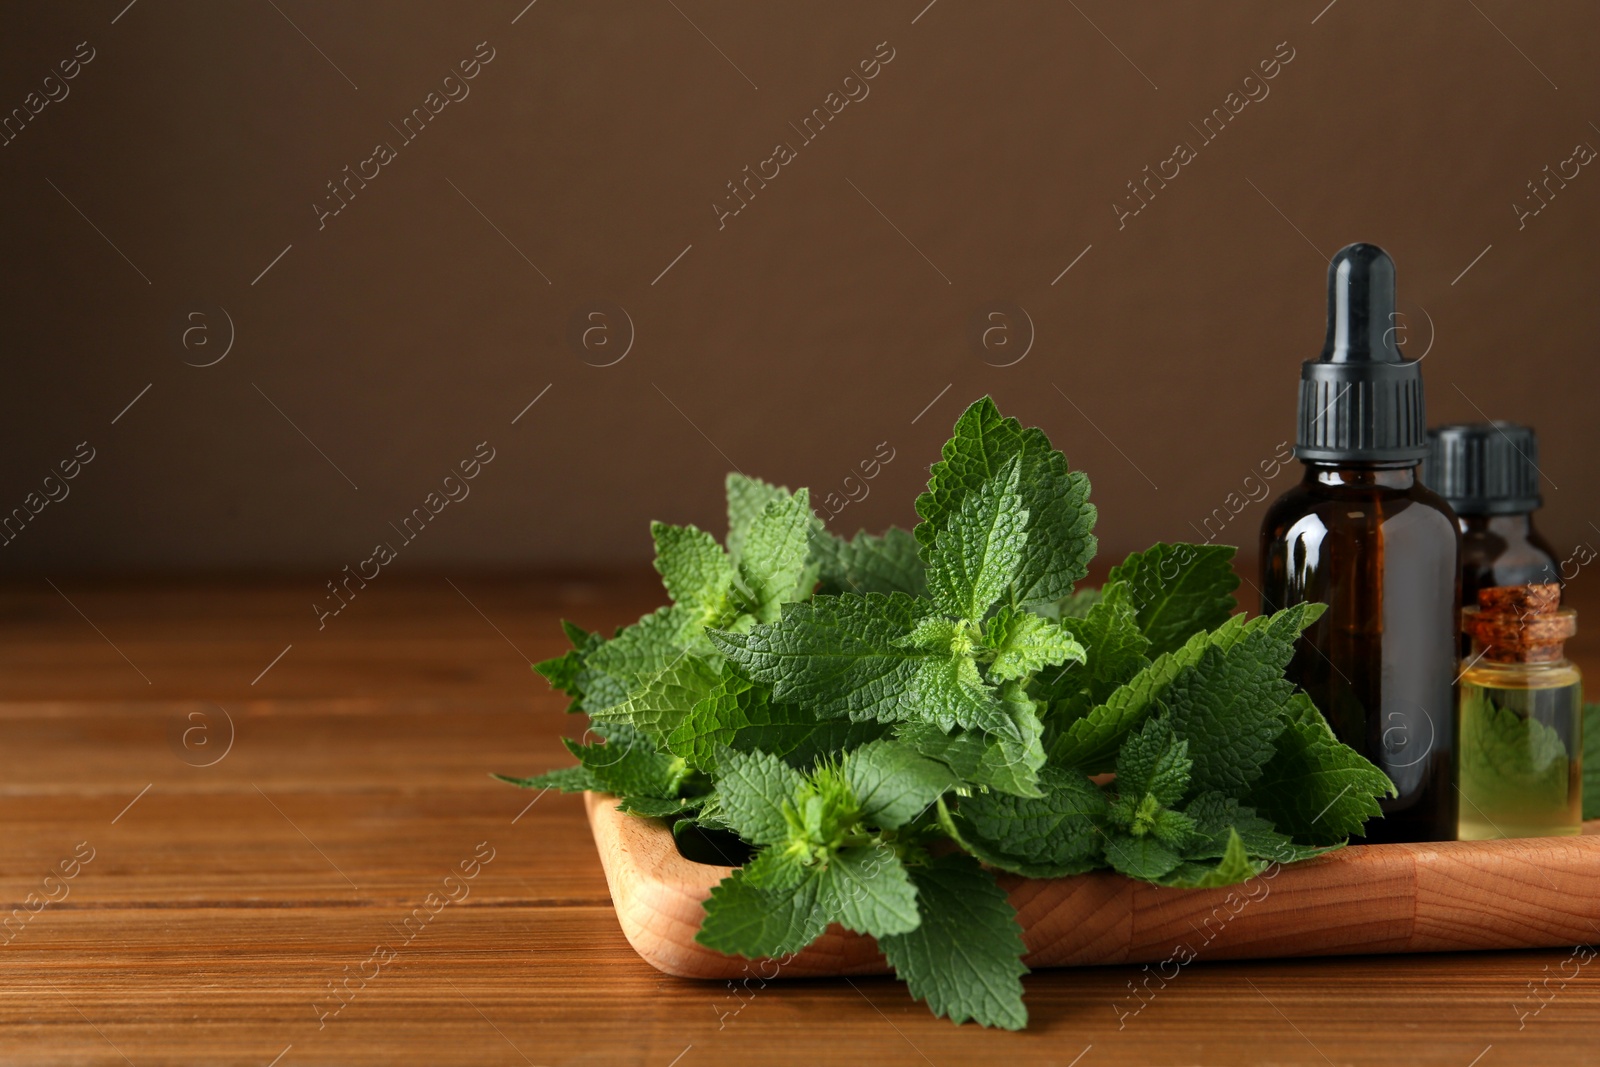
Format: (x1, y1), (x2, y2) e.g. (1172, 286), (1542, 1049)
(583, 791), (1600, 981)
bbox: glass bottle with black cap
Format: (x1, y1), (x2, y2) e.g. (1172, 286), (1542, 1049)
(1424, 421), (1560, 656)
(1260, 243), (1461, 843)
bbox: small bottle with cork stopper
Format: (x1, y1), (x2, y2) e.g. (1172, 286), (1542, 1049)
(1457, 583), (1582, 839)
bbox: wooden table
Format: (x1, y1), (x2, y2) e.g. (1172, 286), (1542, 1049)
(2, 574), (1597, 1066)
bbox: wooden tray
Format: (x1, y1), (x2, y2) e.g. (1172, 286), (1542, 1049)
(583, 792), (1600, 980)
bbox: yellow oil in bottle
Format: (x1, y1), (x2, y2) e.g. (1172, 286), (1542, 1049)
(1457, 659), (1582, 840)
(1456, 584), (1582, 841)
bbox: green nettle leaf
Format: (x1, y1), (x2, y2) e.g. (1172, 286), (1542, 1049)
(532, 621), (601, 703)
(499, 723), (686, 800)
(1115, 716), (1192, 809)
(1033, 586), (1150, 720)
(725, 473), (790, 560)
(815, 527), (929, 597)
(899, 614), (965, 653)
(493, 764), (597, 793)
(735, 489), (819, 623)
(651, 522), (736, 622)
(818, 846), (922, 938)
(951, 766), (1106, 877)
(896, 680), (1047, 798)
(915, 397), (1097, 608)
(1050, 604), (1325, 775)
(983, 606), (1087, 683)
(1182, 791), (1330, 865)
(1161, 625), (1303, 797)
(698, 864), (829, 958)
(1107, 543), (1240, 657)
(926, 457), (1027, 621)
(1103, 716), (1200, 864)
(880, 854), (1029, 1030)
(714, 748), (806, 848)
(1246, 709), (1395, 845)
(667, 671), (885, 773)
(1147, 806), (1199, 846)
(995, 680), (1049, 789)
(616, 794), (702, 819)
(709, 593), (937, 725)
(586, 653), (723, 743)
(1583, 703), (1600, 822)
(914, 652), (1017, 737)
(585, 605), (701, 699)
(1036, 587), (1102, 621)
(897, 723), (1045, 800)
(572, 668), (630, 717)
(558, 619), (592, 648)
(533, 621), (634, 715)
(1154, 829), (1266, 888)
(688, 791), (733, 834)
(737, 845), (811, 891)
(1103, 834), (1183, 881)
(701, 842), (922, 959)
(1048, 618), (1239, 773)
(844, 740), (959, 830)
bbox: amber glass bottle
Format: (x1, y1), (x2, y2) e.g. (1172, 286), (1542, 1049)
(1424, 423), (1561, 659)
(1457, 512), (1560, 600)
(1260, 243), (1461, 843)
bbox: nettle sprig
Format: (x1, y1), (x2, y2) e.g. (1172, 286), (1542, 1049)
(502, 397), (1395, 1030)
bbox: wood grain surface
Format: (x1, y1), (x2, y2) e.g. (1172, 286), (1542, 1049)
(2, 573), (1597, 1066)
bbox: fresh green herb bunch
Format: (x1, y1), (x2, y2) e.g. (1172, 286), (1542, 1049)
(502, 397), (1395, 1030)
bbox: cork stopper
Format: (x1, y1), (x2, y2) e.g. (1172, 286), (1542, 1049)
(1460, 583), (1575, 664)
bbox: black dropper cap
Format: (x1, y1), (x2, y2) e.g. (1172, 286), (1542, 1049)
(1423, 422), (1543, 515)
(1294, 243), (1428, 464)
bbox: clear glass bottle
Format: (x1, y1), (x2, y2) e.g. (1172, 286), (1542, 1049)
(1457, 583), (1582, 840)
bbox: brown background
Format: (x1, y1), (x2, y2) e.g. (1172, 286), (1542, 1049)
(2, 0), (1597, 574)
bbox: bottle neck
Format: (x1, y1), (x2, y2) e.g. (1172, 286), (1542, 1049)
(1462, 590), (1576, 665)
(1460, 512), (1534, 538)
(1467, 641), (1572, 670)
(1301, 461), (1418, 490)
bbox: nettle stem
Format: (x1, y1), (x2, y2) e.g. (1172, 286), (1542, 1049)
(934, 796), (962, 842)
